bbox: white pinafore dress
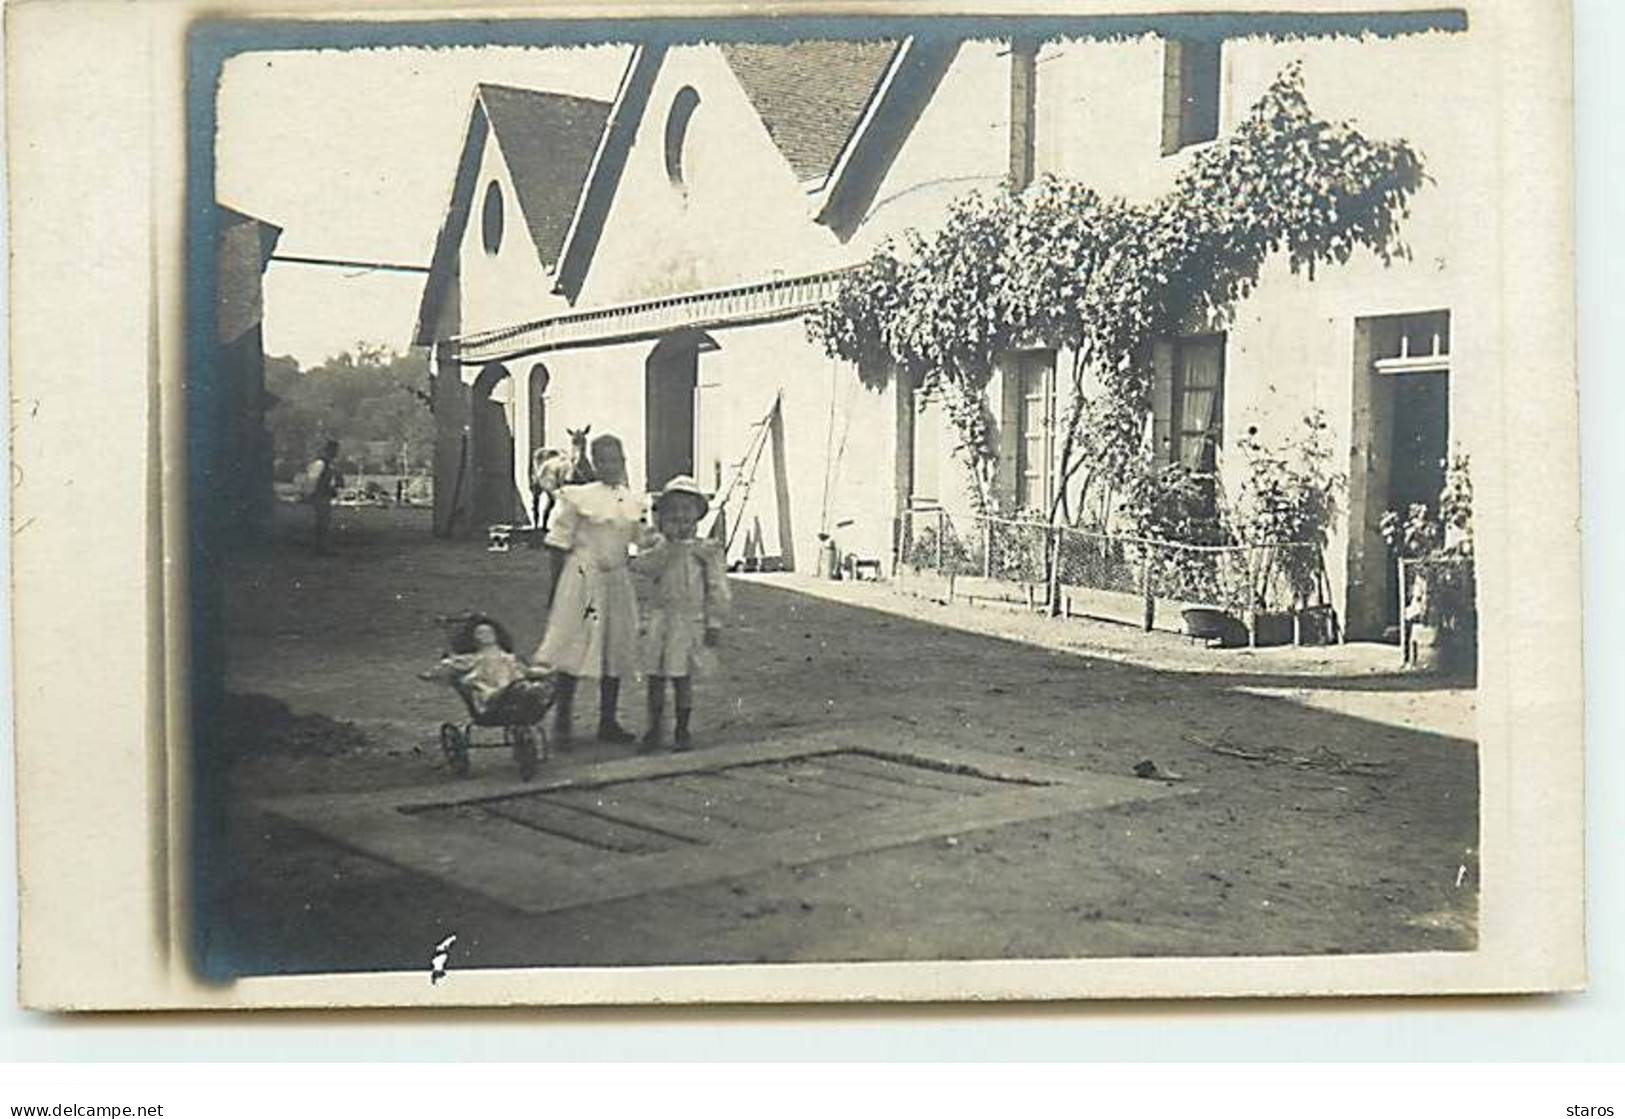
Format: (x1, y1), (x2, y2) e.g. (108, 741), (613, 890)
(533, 482), (648, 679)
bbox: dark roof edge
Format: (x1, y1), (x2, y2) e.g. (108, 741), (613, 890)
(475, 81), (608, 112)
(475, 85), (554, 274)
(814, 38), (961, 241)
(412, 90), (490, 348)
(802, 39), (909, 194)
(551, 43), (667, 303)
(217, 203), (286, 265)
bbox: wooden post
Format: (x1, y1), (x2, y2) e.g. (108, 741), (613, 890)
(1141, 548), (1155, 632)
(982, 518), (993, 578)
(935, 508), (945, 572)
(1046, 523), (1060, 617)
(768, 395), (796, 572)
(1398, 556), (1410, 665)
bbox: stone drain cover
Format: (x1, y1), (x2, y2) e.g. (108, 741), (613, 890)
(261, 728), (1191, 916)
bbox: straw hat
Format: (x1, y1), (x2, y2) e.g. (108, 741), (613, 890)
(656, 474), (709, 514)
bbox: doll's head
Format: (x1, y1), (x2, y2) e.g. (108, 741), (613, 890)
(449, 613), (514, 654)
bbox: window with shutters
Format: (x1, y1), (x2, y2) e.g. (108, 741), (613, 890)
(1161, 39), (1222, 155)
(911, 388), (943, 507)
(1012, 350), (1056, 512)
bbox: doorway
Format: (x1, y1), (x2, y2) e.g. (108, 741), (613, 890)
(1346, 310), (1451, 640)
(471, 363), (517, 528)
(1387, 372), (1450, 518)
(909, 387), (943, 508)
(645, 332), (713, 491)
(528, 363), (550, 462)
(1373, 369), (1449, 630)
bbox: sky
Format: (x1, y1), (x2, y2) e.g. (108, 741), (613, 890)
(216, 44), (631, 366)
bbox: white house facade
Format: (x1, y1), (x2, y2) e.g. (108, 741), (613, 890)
(415, 21), (1491, 642)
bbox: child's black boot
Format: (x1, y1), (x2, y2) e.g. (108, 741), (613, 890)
(553, 674), (576, 750)
(597, 676), (636, 744)
(641, 678), (665, 752)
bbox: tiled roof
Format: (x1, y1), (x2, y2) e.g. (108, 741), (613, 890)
(720, 41), (901, 183)
(477, 83), (612, 265)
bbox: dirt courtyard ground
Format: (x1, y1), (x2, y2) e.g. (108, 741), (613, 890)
(210, 504), (1477, 977)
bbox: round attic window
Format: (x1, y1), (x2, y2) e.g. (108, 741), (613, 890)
(481, 180), (504, 255)
(664, 86), (701, 190)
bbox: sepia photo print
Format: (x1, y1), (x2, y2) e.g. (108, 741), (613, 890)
(4, 0), (1584, 1008)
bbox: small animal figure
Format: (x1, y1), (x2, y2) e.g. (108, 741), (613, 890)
(564, 425), (595, 484)
(531, 424), (596, 531)
(430, 933), (457, 985)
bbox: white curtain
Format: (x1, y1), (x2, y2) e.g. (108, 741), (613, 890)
(1178, 343), (1223, 469)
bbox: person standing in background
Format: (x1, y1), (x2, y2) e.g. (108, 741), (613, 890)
(302, 439), (343, 555)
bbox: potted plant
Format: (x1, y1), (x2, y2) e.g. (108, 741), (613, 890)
(1230, 412), (1345, 646)
(1381, 453), (1476, 671)
(1121, 458), (1247, 640)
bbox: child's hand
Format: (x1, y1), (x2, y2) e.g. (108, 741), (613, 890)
(704, 627), (722, 648)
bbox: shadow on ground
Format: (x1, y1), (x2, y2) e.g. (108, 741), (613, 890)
(210, 505), (1478, 976)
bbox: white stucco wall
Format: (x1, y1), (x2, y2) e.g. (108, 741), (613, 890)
(1033, 35), (1180, 203)
(455, 109), (574, 338)
(847, 40), (1012, 257)
(532, 315), (897, 570)
(1030, 30), (1485, 456)
(577, 46), (850, 308)
(1025, 29), (1491, 628)
(524, 339), (651, 483)
(701, 317), (896, 569)
(1213, 30), (1490, 441)
(441, 27), (1495, 633)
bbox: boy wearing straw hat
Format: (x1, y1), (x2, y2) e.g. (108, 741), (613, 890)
(632, 474), (731, 751)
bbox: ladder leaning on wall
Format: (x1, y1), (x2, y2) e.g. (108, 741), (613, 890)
(707, 393), (779, 561)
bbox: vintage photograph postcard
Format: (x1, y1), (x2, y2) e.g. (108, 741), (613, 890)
(6, 0), (1583, 1009)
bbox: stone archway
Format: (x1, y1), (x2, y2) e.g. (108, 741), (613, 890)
(528, 363), (551, 464)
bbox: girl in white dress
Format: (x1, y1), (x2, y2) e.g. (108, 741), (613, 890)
(631, 475), (731, 751)
(533, 434), (650, 745)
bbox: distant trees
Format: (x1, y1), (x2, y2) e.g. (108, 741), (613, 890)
(265, 344), (434, 480)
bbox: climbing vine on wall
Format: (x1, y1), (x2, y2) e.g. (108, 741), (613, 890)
(809, 63), (1428, 522)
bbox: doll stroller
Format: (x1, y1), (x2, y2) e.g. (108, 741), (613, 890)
(433, 613), (558, 781)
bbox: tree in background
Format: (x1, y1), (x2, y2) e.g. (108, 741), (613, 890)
(265, 344), (434, 481)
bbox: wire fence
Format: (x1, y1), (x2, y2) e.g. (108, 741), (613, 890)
(896, 507), (1335, 643)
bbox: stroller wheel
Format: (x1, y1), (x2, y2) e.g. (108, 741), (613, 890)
(510, 725), (539, 782)
(440, 723), (471, 778)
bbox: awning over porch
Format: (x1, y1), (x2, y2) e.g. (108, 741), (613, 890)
(445, 267), (854, 365)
